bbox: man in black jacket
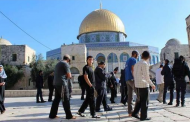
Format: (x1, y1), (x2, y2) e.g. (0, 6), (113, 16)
(48, 72), (54, 102)
(161, 59), (174, 105)
(109, 67), (118, 103)
(36, 70), (46, 103)
(95, 61), (112, 112)
(173, 56), (190, 107)
(120, 69), (128, 106)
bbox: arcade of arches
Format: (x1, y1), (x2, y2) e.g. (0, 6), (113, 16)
(95, 52), (159, 72)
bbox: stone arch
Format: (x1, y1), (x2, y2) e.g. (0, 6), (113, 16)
(153, 55), (156, 64)
(96, 53), (106, 63)
(107, 53), (118, 63)
(156, 56), (159, 63)
(70, 67), (80, 74)
(107, 53), (118, 72)
(149, 56), (152, 65)
(120, 52), (129, 62)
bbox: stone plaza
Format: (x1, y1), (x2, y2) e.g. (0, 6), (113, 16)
(1, 92), (190, 122)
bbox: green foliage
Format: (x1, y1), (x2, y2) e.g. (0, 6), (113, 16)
(30, 54), (45, 82)
(4, 64), (24, 89)
(30, 54), (58, 88)
(43, 59), (58, 81)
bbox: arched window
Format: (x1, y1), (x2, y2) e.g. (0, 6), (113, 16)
(153, 56), (156, 64)
(70, 67), (80, 74)
(120, 52), (129, 62)
(96, 53), (105, 63)
(149, 56), (152, 65)
(108, 53), (118, 63)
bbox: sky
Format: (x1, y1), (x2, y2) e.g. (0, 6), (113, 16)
(0, 0), (190, 59)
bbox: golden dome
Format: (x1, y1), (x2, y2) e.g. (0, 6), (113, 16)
(77, 9), (126, 39)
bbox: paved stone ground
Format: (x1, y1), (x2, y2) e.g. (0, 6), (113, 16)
(1, 92), (190, 122)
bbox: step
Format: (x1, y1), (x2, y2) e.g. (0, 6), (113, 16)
(5, 89), (82, 97)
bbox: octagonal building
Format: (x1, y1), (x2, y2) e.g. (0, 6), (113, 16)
(46, 8), (159, 76)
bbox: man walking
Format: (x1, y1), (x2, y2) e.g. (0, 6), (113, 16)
(125, 51), (138, 116)
(36, 70), (46, 103)
(49, 55), (76, 120)
(77, 56), (100, 118)
(48, 72), (54, 102)
(172, 56), (190, 107)
(132, 51), (155, 121)
(120, 69), (128, 106)
(109, 67), (118, 103)
(156, 65), (164, 103)
(95, 61), (112, 112)
(161, 59), (174, 105)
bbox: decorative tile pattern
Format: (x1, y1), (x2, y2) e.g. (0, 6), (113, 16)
(79, 32), (125, 43)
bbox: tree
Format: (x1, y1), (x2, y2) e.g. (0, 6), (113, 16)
(4, 65), (24, 89)
(30, 54), (45, 83)
(43, 59), (58, 81)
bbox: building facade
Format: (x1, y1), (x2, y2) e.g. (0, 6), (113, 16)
(46, 8), (160, 79)
(0, 38), (36, 65)
(0, 37), (36, 89)
(160, 38), (190, 64)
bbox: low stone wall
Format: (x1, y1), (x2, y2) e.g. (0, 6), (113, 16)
(5, 89), (81, 97)
(5, 84), (190, 97)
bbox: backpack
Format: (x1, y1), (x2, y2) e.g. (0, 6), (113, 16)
(107, 72), (115, 88)
(78, 75), (86, 87)
(172, 58), (185, 78)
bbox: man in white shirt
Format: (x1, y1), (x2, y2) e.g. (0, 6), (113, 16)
(132, 51), (155, 121)
(156, 65), (164, 103)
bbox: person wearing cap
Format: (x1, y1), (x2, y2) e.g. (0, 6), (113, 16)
(49, 54), (76, 120)
(161, 59), (174, 105)
(109, 67), (118, 103)
(0, 65), (7, 114)
(125, 50), (138, 116)
(95, 61), (112, 112)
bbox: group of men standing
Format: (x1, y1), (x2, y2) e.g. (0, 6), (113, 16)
(156, 56), (190, 107)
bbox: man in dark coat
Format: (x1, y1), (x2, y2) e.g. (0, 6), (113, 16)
(161, 59), (174, 105)
(48, 72), (54, 102)
(120, 69), (128, 106)
(172, 56), (190, 107)
(95, 61), (112, 112)
(109, 67), (118, 103)
(36, 70), (46, 103)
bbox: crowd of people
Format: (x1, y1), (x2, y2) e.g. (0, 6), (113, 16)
(0, 51), (190, 121)
(76, 51), (190, 121)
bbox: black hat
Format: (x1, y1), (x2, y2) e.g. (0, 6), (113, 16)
(98, 61), (105, 65)
(114, 67), (119, 71)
